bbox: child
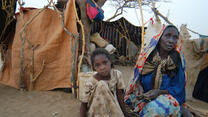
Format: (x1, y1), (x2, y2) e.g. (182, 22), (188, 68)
(80, 48), (129, 117)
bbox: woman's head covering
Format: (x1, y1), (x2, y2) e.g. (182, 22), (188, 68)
(136, 21), (185, 73)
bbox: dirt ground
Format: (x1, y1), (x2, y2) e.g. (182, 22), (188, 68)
(0, 65), (134, 117)
(0, 65), (208, 117)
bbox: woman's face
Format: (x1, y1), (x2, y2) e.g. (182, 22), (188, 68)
(159, 27), (179, 52)
(93, 54), (111, 77)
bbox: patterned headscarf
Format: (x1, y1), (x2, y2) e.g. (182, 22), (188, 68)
(136, 22), (185, 72)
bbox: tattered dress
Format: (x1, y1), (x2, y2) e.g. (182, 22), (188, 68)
(80, 69), (125, 117)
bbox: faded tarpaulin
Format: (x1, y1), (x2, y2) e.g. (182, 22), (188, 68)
(181, 36), (208, 99)
(0, 0), (78, 90)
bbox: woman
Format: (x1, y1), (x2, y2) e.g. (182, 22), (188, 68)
(125, 23), (186, 117)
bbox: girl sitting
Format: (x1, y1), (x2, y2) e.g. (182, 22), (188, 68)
(80, 48), (129, 117)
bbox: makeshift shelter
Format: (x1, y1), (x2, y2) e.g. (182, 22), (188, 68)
(189, 39), (208, 103)
(0, 0), (78, 91)
(180, 28), (208, 100)
(90, 17), (143, 63)
(180, 25), (208, 116)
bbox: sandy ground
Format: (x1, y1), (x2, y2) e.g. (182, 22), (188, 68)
(0, 65), (134, 117)
(0, 84), (80, 117)
(0, 65), (208, 117)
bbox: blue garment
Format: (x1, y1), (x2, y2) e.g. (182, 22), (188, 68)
(140, 65), (186, 105)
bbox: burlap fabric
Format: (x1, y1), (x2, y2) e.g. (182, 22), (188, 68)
(0, 0), (78, 90)
(180, 29), (208, 99)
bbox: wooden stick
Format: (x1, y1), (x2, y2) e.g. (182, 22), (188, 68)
(138, 0), (145, 53)
(29, 60), (45, 91)
(106, 9), (123, 22)
(73, 0), (85, 99)
(28, 45), (41, 91)
(33, 60), (45, 82)
(151, 7), (173, 25)
(18, 0), (26, 91)
(186, 28), (200, 35)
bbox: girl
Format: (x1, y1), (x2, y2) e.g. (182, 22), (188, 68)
(80, 48), (129, 117)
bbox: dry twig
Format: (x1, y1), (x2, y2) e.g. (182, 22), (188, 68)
(151, 7), (173, 25)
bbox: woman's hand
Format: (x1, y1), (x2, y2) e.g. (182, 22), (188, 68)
(143, 89), (160, 100)
(143, 89), (168, 100)
(135, 81), (144, 99)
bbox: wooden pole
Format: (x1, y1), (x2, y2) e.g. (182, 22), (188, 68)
(71, 36), (78, 98)
(138, 0), (145, 53)
(73, 0), (85, 99)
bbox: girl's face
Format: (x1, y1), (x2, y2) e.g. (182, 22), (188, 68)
(93, 54), (111, 77)
(159, 27), (179, 52)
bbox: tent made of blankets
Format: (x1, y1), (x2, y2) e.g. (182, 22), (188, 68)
(0, 0), (78, 91)
(90, 17), (143, 60)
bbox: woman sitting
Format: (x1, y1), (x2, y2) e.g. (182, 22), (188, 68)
(125, 23), (187, 117)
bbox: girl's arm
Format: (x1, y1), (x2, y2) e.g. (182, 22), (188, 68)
(80, 102), (88, 117)
(117, 89), (130, 117)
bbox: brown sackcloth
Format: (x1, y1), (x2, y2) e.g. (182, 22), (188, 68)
(201, 53), (208, 70)
(181, 37), (208, 99)
(0, 0), (78, 90)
